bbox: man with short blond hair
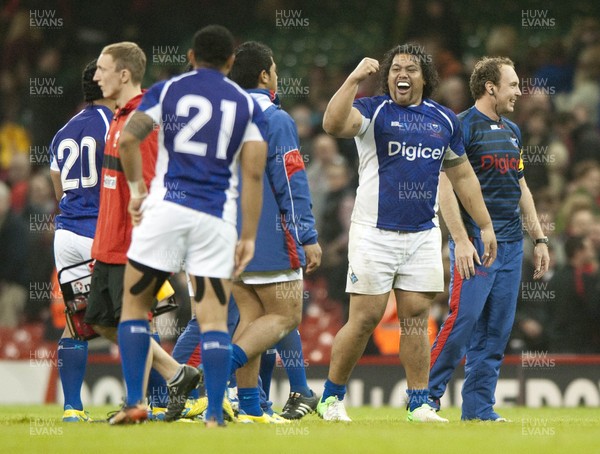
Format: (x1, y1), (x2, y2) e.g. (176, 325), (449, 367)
(86, 41), (200, 423)
(99, 42), (146, 85)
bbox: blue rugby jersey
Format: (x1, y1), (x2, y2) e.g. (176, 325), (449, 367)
(137, 68), (266, 225)
(456, 106), (524, 241)
(49, 105), (112, 238)
(352, 95), (465, 231)
(238, 89), (318, 272)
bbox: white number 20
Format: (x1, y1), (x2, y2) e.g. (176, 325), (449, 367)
(173, 95), (237, 160)
(57, 136), (98, 190)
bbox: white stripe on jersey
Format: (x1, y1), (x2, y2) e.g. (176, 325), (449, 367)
(221, 78), (262, 225)
(148, 121), (169, 204)
(423, 100), (453, 134)
(251, 91), (273, 112)
(148, 73), (197, 205)
(432, 184), (440, 228)
(98, 108), (111, 141)
(282, 148), (301, 244)
(352, 99), (391, 228)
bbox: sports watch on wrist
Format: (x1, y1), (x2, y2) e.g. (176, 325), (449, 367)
(534, 237), (549, 246)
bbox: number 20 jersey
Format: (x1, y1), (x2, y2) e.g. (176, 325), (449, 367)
(49, 105), (113, 238)
(138, 68), (266, 225)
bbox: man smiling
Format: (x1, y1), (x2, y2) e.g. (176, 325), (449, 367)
(428, 57), (550, 422)
(317, 43), (496, 422)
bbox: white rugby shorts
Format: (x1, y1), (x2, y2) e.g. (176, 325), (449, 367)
(239, 268), (303, 285)
(345, 222), (443, 294)
(54, 229), (94, 281)
(128, 199), (237, 279)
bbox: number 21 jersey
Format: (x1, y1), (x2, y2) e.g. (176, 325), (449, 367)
(138, 68), (266, 226)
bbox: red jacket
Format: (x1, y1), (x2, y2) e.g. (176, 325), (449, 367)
(92, 92), (157, 264)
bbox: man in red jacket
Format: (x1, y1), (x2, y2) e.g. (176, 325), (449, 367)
(84, 42), (200, 421)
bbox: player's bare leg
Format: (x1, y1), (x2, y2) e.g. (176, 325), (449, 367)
(395, 290), (434, 389)
(317, 292), (388, 421)
(192, 276), (231, 333)
(191, 275), (231, 428)
(233, 281), (302, 359)
(327, 292), (389, 385)
(395, 289), (447, 422)
(232, 281), (300, 423)
(232, 282), (264, 390)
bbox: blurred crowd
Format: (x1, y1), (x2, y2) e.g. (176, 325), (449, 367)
(0, 0), (599, 354)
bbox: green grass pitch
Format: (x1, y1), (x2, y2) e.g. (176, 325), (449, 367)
(1, 405), (598, 454)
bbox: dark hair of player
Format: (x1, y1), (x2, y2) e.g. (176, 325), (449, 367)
(192, 25), (234, 68)
(469, 56), (515, 100)
(82, 59), (103, 103)
(380, 43), (439, 99)
(229, 41), (273, 89)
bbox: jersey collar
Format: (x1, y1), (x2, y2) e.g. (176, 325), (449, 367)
(247, 88), (280, 108)
(115, 90), (145, 119)
(472, 105), (504, 124)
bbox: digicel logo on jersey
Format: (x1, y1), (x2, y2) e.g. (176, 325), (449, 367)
(388, 141), (444, 161)
(481, 153), (520, 174)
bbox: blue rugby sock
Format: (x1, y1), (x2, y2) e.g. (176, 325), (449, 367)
(277, 330), (311, 397)
(406, 388), (429, 411)
(323, 379), (346, 401)
(238, 387), (262, 417)
(172, 318), (201, 399)
(147, 333), (169, 407)
(257, 376), (273, 415)
(58, 338), (88, 410)
(259, 348), (277, 399)
(202, 331), (231, 423)
(118, 320), (150, 406)
(230, 343), (248, 375)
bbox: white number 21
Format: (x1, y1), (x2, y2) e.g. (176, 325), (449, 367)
(173, 95), (236, 160)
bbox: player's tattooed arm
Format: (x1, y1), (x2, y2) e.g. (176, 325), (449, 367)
(120, 114), (150, 225)
(124, 111), (155, 141)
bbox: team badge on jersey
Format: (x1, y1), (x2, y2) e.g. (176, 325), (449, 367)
(104, 174), (117, 189)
